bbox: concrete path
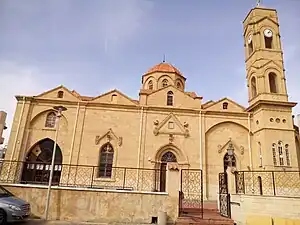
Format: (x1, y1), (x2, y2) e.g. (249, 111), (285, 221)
(18, 220), (107, 225)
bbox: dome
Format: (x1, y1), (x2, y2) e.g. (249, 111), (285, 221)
(144, 62), (183, 76)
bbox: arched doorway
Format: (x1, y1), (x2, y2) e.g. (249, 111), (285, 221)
(160, 151), (177, 192)
(21, 138), (63, 185)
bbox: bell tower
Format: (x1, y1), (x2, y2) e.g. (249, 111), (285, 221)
(244, 6), (288, 105)
(243, 5), (298, 170)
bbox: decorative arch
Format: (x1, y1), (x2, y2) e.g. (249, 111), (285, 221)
(154, 144), (188, 164)
(175, 79), (184, 90)
(144, 76), (157, 89)
(161, 151), (177, 162)
(30, 109), (68, 128)
(205, 121), (249, 135)
(157, 75), (173, 88)
(148, 80), (154, 90)
(259, 26), (276, 48)
(45, 112), (56, 128)
(21, 138), (63, 185)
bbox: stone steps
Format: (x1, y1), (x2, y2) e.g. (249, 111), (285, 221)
(176, 201), (234, 225)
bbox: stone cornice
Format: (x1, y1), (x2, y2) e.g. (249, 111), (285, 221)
(202, 110), (249, 118)
(247, 100), (297, 112)
(252, 127), (295, 134)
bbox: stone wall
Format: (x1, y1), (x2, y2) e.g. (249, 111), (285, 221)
(231, 194), (300, 225)
(3, 184), (177, 224)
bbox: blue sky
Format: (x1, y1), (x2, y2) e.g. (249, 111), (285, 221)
(0, 0), (299, 144)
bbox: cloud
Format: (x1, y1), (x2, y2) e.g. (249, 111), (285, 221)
(0, 61), (47, 145)
(0, 0), (154, 56)
(0, 0), (155, 146)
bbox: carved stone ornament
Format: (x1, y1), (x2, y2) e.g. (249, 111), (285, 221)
(169, 134), (174, 143)
(217, 144), (222, 153)
(217, 138), (245, 155)
(217, 138), (234, 154)
(95, 128), (123, 146)
(107, 134), (112, 142)
(117, 137), (122, 146)
(152, 113), (190, 138)
(168, 162), (179, 171)
(184, 129), (190, 138)
(153, 127), (159, 136)
(240, 146), (244, 155)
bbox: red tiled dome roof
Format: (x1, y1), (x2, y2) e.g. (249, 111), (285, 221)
(144, 62), (183, 76)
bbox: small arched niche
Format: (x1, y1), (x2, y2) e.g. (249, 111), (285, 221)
(251, 76), (257, 98)
(268, 72), (278, 93)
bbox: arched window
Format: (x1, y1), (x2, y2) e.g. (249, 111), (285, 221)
(285, 144), (290, 166)
(176, 81), (182, 89)
(272, 142), (290, 167)
(264, 36), (273, 49)
(148, 80), (153, 90)
(223, 102), (228, 110)
(272, 143), (277, 166)
(45, 112), (56, 128)
(258, 142), (262, 167)
(161, 151), (177, 163)
(57, 91), (64, 98)
(251, 76), (257, 97)
(99, 143), (114, 178)
(162, 79), (168, 88)
(167, 91), (173, 106)
(111, 94), (117, 103)
(269, 72), (277, 93)
(278, 141), (284, 166)
(248, 40), (253, 55)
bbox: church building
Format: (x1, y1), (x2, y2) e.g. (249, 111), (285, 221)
(4, 5), (300, 201)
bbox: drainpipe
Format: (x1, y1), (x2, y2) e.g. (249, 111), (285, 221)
(10, 96), (26, 161)
(136, 106), (144, 190)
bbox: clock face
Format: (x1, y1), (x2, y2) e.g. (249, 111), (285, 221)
(264, 29), (273, 38)
(248, 34), (252, 44)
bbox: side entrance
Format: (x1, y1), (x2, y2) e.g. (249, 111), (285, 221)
(178, 169), (203, 218)
(219, 172), (231, 218)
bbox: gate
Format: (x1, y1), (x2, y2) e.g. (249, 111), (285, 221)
(219, 172), (231, 218)
(179, 169), (203, 218)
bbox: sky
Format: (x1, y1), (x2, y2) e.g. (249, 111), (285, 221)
(0, 0), (299, 145)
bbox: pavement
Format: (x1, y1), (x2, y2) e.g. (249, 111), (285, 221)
(14, 220), (108, 225)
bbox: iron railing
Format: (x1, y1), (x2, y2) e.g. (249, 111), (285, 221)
(235, 170), (300, 197)
(179, 169), (203, 218)
(0, 160), (162, 192)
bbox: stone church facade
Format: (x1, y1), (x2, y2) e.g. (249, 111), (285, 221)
(4, 6), (300, 201)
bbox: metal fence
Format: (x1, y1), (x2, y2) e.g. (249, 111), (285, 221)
(0, 160), (162, 192)
(235, 171), (300, 197)
(179, 169), (203, 218)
